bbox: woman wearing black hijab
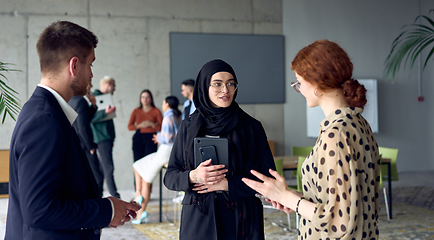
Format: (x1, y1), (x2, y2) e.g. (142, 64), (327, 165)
(164, 59), (275, 240)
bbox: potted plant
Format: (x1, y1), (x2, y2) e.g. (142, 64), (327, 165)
(384, 9), (434, 80)
(0, 61), (21, 123)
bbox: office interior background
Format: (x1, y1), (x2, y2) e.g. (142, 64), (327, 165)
(1, 0), (433, 191)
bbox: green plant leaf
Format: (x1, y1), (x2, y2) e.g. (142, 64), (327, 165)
(384, 10), (434, 80)
(0, 61), (22, 123)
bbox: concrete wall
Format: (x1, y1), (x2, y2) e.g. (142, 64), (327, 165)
(283, 0), (434, 171)
(3, 0), (432, 193)
(0, 0), (284, 191)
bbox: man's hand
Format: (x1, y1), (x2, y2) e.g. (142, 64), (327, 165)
(88, 93), (96, 106)
(107, 197), (141, 228)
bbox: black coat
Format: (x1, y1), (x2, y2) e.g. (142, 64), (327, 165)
(69, 96), (97, 152)
(164, 110), (275, 240)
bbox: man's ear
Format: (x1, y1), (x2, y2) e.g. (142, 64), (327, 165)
(69, 56), (80, 77)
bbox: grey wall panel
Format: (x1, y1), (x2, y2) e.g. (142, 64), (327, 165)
(170, 32), (285, 104)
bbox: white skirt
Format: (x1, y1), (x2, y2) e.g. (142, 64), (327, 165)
(133, 144), (173, 183)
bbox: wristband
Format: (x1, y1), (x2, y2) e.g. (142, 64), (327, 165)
(295, 197), (304, 214)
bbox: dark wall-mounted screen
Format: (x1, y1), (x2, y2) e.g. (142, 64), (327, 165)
(170, 32), (285, 104)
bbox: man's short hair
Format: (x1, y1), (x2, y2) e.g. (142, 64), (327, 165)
(100, 76), (115, 87)
(36, 21), (98, 74)
(181, 79), (195, 87)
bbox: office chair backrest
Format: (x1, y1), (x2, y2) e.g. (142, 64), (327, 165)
(296, 156), (306, 193)
(379, 147), (399, 181)
(274, 158), (284, 177)
(292, 146), (313, 157)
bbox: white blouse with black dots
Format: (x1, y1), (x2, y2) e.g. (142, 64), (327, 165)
(299, 107), (381, 240)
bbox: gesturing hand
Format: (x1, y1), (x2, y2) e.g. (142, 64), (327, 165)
(107, 197), (141, 228)
(242, 169), (288, 203)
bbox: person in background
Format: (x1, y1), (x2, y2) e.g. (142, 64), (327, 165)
(91, 76), (120, 199)
(5, 21), (140, 240)
(164, 59), (275, 240)
(132, 95), (182, 224)
(181, 79), (196, 120)
(69, 82), (104, 197)
(127, 89), (163, 202)
(242, 40), (381, 240)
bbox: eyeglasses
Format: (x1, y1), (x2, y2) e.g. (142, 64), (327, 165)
(291, 81), (300, 92)
(209, 82), (238, 92)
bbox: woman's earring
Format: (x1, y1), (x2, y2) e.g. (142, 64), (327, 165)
(314, 88), (323, 97)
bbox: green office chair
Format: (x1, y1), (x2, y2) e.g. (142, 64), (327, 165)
(378, 167), (390, 221)
(379, 147), (399, 182)
(274, 158), (284, 176)
(291, 146), (313, 178)
(292, 146), (314, 157)
(378, 147), (399, 221)
(287, 156), (306, 193)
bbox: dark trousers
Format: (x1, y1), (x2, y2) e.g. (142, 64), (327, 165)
(97, 140), (120, 198)
(132, 131), (157, 162)
(85, 150), (104, 197)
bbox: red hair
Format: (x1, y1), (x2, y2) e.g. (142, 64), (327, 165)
(291, 40), (367, 108)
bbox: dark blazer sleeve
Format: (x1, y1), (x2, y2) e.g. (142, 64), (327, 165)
(69, 97), (97, 151)
(11, 91), (112, 232)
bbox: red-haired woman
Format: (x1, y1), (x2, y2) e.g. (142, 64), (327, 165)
(243, 40), (381, 240)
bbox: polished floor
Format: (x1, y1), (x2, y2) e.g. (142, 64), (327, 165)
(1, 170), (433, 239)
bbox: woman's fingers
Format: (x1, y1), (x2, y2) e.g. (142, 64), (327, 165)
(199, 159), (213, 167)
(269, 169), (284, 181)
(249, 169), (270, 182)
(241, 177), (264, 194)
(204, 173), (226, 185)
(192, 184), (207, 192)
(200, 164), (227, 184)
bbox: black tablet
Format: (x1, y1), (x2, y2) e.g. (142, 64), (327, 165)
(193, 137), (229, 170)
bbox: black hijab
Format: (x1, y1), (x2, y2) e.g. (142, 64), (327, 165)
(185, 59), (241, 169)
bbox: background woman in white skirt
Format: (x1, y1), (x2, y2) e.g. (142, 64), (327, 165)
(132, 95), (182, 224)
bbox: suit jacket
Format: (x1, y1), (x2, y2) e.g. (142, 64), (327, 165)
(69, 96), (97, 152)
(5, 87), (112, 240)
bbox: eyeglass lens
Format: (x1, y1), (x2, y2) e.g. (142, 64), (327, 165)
(211, 83), (238, 92)
(291, 82), (300, 92)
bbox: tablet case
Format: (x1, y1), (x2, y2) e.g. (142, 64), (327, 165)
(95, 93), (116, 121)
(194, 137), (229, 171)
(95, 93), (114, 109)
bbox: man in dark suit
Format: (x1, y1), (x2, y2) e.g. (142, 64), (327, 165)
(181, 79), (195, 120)
(69, 82), (104, 197)
(5, 21), (140, 240)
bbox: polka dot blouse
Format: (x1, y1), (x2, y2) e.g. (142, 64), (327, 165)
(299, 107), (381, 240)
